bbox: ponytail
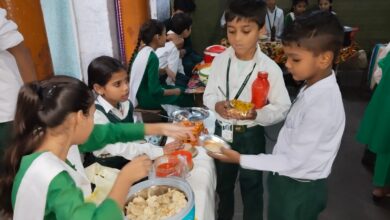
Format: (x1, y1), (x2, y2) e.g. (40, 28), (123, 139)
(0, 76), (94, 216)
(128, 33), (142, 74)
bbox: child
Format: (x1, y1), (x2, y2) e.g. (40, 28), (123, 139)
(211, 11), (346, 220)
(265, 0), (284, 41)
(85, 55), (181, 169)
(0, 76), (152, 219)
(156, 13), (192, 87)
(0, 8), (36, 154)
(319, 0), (336, 14)
(203, 0), (291, 219)
(129, 19), (193, 110)
(357, 52), (390, 202)
(284, 0), (308, 29)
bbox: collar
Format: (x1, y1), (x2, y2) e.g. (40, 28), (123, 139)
(96, 95), (118, 113)
(302, 71), (337, 93)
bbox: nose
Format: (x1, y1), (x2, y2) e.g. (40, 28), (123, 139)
(285, 58), (292, 70)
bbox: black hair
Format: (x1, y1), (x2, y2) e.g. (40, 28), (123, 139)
(291, 0), (309, 12)
(128, 19), (165, 73)
(171, 13), (192, 35)
(282, 10), (344, 63)
(0, 75), (94, 216)
(88, 56), (126, 90)
(318, 0), (333, 12)
(173, 0), (196, 13)
(224, 0), (267, 28)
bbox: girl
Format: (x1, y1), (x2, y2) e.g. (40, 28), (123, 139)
(284, 0), (308, 29)
(318, 0), (336, 14)
(0, 76), (151, 219)
(85, 55), (182, 169)
(129, 19), (193, 110)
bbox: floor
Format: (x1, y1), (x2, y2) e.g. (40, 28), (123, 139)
(228, 70), (390, 220)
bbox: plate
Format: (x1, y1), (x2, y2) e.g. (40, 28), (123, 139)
(171, 107), (209, 122)
(199, 134), (231, 155)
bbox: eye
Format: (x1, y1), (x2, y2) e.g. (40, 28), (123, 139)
(292, 58), (301, 63)
(113, 82), (121, 87)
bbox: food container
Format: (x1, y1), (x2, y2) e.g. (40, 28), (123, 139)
(204, 45), (226, 63)
(126, 177), (195, 220)
(172, 150), (193, 170)
(154, 155), (189, 178)
(228, 99), (255, 117)
(199, 134), (231, 155)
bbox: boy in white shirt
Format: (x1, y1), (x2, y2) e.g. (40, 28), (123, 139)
(203, 0), (291, 219)
(265, 0), (284, 41)
(156, 13), (192, 87)
(210, 11), (346, 220)
(0, 8), (36, 153)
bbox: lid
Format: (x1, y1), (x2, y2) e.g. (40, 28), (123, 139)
(257, 71), (268, 78)
(204, 45), (226, 54)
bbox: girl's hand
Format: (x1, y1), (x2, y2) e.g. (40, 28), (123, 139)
(207, 148), (241, 164)
(163, 140), (183, 154)
(215, 101), (230, 119)
(121, 155), (152, 184)
(161, 123), (195, 141)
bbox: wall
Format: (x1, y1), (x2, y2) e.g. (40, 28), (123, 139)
(192, 0), (390, 53)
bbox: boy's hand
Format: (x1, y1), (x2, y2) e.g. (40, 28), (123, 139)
(163, 140), (184, 154)
(215, 101), (230, 119)
(179, 49), (186, 58)
(227, 108), (257, 120)
(207, 148), (240, 164)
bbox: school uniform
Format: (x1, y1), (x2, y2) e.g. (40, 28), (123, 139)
(11, 123), (146, 220)
(284, 12), (295, 29)
(240, 73), (346, 220)
(265, 6), (284, 40)
(155, 31), (189, 87)
(357, 53), (390, 188)
(0, 8), (24, 152)
(203, 45), (291, 220)
(129, 46), (193, 110)
(83, 96), (164, 169)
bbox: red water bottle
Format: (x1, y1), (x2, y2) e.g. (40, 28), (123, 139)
(251, 71), (270, 109)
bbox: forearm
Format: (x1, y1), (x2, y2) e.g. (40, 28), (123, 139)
(7, 42), (37, 83)
(108, 173), (133, 208)
(163, 88), (180, 96)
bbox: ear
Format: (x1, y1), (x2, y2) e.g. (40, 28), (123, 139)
(74, 110), (85, 126)
(318, 51), (334, 69)
(93, 84), (105, 96)
(259, 24), (267, 36)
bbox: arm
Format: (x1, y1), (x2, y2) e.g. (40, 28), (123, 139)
(254, 65), (291, 126)
(7, 42), (37, 82)
(203, 56), (223, 111)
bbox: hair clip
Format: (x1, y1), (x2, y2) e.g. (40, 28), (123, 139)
(47, 85), (57, 98)
(32, 126), (44, 137)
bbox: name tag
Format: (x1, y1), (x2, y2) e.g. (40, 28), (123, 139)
(221, 121), (233, 143)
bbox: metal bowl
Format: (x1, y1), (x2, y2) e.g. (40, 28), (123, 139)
(171, 107), (209, 122)
(199, 134), (231, 155)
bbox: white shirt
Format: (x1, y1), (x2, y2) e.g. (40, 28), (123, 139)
(93, 96), (164, 159)
(203, 45), (291, 126)
(155, 31), (185, 85)
(265, 7), (284, 39)
(0, 8), (24, 123)
(241, 73), (345, 180)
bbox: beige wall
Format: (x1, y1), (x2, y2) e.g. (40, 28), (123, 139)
(192, 0), (390, 53)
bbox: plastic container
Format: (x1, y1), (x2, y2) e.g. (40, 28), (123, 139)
(126, 177), (195, 220)
(204, 45), (226, 63)
(154, 155), (182, 178)
(172, 150), (193, 170)
(251, 72), (270, 109)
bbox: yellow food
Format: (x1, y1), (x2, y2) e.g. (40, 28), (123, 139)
(229, 99), (254, 117)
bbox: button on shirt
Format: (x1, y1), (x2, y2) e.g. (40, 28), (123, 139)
(0, 8), (24, 123)
(203, 45), (291, 126)
(93, 96), (163, 159)
(240, 73), (346, 180)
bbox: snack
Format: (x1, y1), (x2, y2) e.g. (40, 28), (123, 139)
(126, 188), (187, 220)
(204, 140), (226, 154)
(228, 99), (254, 117)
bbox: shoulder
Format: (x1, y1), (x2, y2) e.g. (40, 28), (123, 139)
(257, 51), (283, 76)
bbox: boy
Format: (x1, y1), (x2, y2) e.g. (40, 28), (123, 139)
(156, 13), (192, 87)
(0, 8), (36, 154)
(210, 11), (346, 220)
(265, 0), (284, 41)
(203, 0), (291, 219)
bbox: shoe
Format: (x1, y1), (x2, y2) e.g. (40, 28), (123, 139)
(372, 188), (390, 203)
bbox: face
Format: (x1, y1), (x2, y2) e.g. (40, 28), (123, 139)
(73, 104), (96, 145)
(227, 18), (266, 60)
(157, 28), (167, 47)
(94, 70), (129, 106)
(182, 26), (192, 38)
(283, 44), (323, 82)
(266, 0), (276, 10)
(294, 2), (307, 15)
(319, 0), (331, 11)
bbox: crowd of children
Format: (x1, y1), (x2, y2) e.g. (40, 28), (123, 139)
(3, 0), (385, 219)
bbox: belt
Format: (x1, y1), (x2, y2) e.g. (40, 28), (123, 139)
(216, 120), (259, 133)
(272, 172), (315, 183)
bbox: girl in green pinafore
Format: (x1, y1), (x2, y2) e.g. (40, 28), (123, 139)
(0, 76), (152, 220)
(357, 52), (390, 202)
(128, 19), (193, 110)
